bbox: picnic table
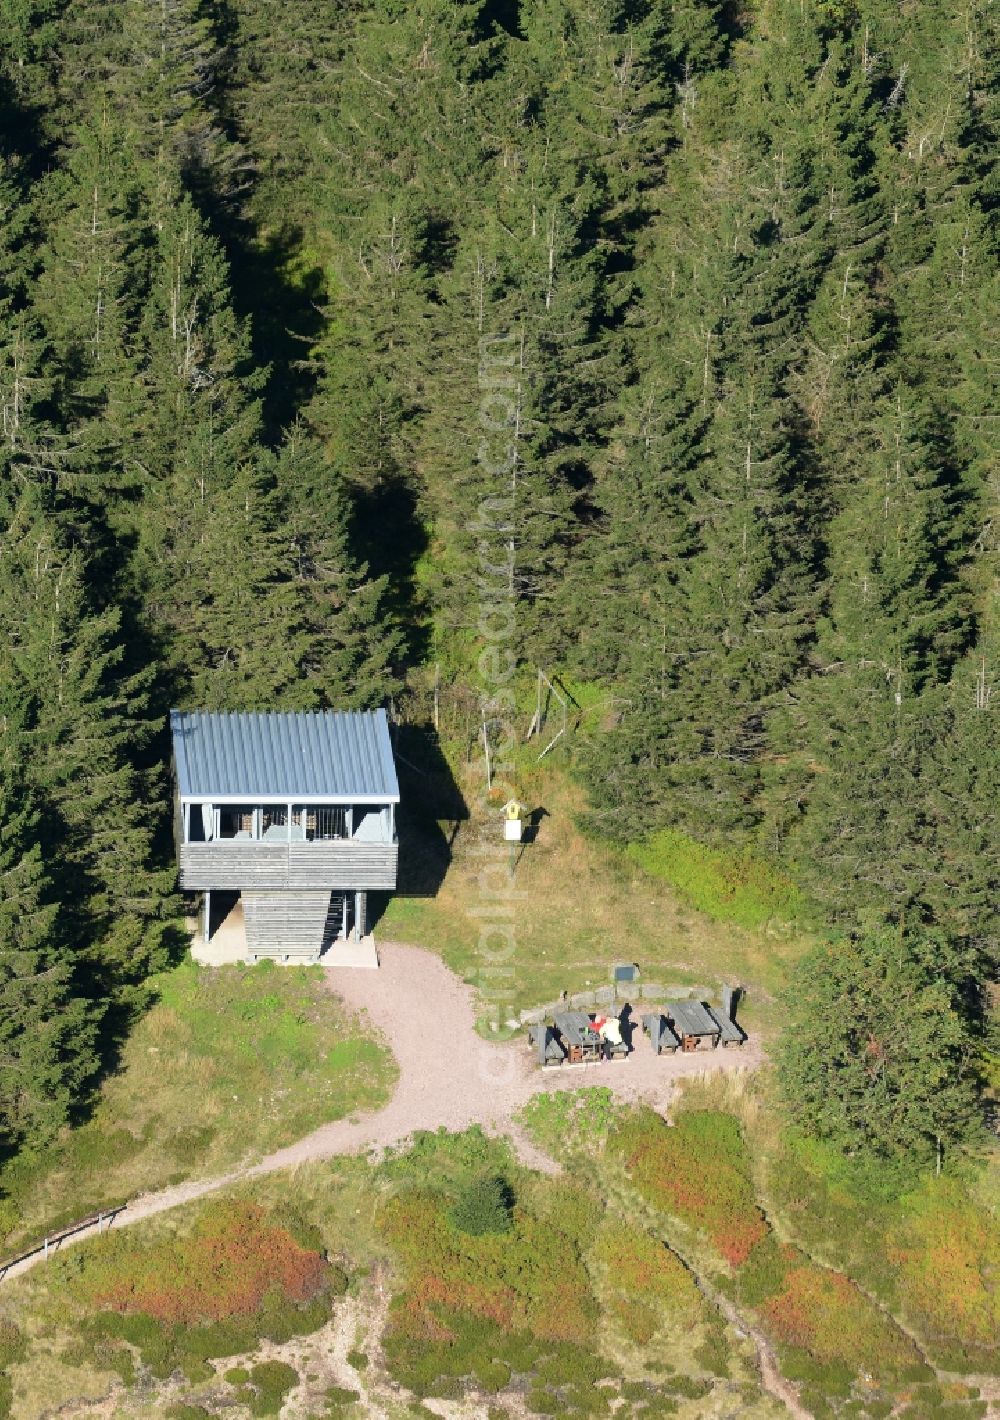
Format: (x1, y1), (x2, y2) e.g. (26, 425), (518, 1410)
(642, 1012), (681, 1055)
(664, 1000), (721, 1051)
(553, 1011), (604, 1063)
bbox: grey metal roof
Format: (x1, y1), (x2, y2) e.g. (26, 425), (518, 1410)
(170, 709), (399, 801)
(664, 1000), (720, 1038)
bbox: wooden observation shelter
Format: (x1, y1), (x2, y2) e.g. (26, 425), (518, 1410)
(171, 709), (399, 965)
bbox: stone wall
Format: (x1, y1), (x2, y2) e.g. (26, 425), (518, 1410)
(515, 980), (720, 1029)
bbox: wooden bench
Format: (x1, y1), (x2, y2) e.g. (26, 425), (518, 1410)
(642, 1013), (681, 1055)
(527, 1023), (566, 1067)
(706, 1005), (746, 1047)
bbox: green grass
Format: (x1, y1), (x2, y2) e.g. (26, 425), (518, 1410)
(626, 828), (806, 931)
(0, 959), (395, 1249)
(379, 751), (808, 1028)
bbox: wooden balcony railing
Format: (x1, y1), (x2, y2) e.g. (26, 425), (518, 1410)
(179, 840), (398, 891)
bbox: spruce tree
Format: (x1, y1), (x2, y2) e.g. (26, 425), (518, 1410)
(273, 425), (402, 708)
(0, 493), (173, 1010)
(0, 737), (96, 1154)
(0, 755), (96, 1153)
(778, 926), (981, 1165)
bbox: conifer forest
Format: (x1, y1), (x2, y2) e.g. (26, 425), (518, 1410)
(0, 0), (997, 1183)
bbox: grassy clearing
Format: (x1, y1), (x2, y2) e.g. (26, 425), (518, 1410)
(0, 958), (395, 1249)
(380, 749), (807, 1029)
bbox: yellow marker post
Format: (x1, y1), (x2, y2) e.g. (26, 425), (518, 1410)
(503, 799), (525, 873)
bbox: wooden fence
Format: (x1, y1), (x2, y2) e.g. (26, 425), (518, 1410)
(0, 1204), (127, 1282)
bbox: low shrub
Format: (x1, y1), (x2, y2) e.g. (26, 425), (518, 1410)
(520, 1089), (619, 1157)
(533, 1340), (614, 1387)
(449, 1175), (515, 1236)
(70, 1201), (338, 1382)
(797, 1386), (837, 1420)
(610, 1109), (767, 1266)
(381, 1191), (597, 1346)
(607, 1293), (657, 1344)
(72, 1200), (332, 1324)
(555, 1380), (615, 1416)
(640, 1399), (679, 1418)
(240, 1360), (298, 1416)
(346, 1347), (367, 1370)
(887, 1179), (1000, 1359)
(379, 1126), (512, 1193)
(737, 1234), (798, 1305)
(77, 1336), (136, 1386)
(593, 1223), (701, 1319)
(764, 1263), (923, 1382)
(694, 1316), (729, 1376)
(626, 829), (804, 929)
(663, 1374), (711, 1400)
(529, 1181), (603, 1252)
(326, 1382), (361, 1411)
(0, 1321), (25, 1369)
(474, 1358), (511, 1391)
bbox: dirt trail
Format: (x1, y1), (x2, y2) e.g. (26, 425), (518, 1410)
(1, 942), (760, 1283)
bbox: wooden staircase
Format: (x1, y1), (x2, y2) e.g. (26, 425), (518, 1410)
(242, 890), (331, 962)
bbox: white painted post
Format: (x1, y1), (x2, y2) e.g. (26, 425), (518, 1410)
(203, 890), (211, 943)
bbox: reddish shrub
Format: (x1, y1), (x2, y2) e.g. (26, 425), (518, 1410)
(612, 1110), (767, 1267)
(380, 1191), (596, 1347)
(79, 1202), (329, 1325)
(763, 1263), (920, 1376)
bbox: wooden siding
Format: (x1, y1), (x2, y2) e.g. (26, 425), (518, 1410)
(243, 891), (330, 961)
(179, 841), (398, 891)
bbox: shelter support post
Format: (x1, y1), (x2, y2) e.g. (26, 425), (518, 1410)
(354, 891), (367, 941)
(202, 890), (211, 943)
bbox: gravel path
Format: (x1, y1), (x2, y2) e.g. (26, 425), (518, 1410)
(1, 942), (761, 1281)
